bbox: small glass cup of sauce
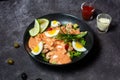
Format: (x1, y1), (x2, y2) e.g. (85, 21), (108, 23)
(96, 13), (112, 33)
(81, 2), (95, 20)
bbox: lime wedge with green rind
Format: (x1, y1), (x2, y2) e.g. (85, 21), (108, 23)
(29, 19), (40, 36)
(38, 18), (49, 32)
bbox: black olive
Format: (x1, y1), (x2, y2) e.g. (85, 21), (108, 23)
(36, 78), (42, 80)
(21, 72), (27, 80)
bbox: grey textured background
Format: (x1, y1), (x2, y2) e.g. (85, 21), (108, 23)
(0, 0), (120, 80)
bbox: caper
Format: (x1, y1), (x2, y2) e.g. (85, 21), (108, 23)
(14, 42), (20, 48)
(6, 58), (14, 65)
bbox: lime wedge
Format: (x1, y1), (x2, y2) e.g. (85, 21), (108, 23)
(29, 19), (40, 36)
(38, 18), (49, 32)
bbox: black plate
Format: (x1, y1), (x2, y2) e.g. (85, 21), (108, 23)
(23, 13), (94, 66)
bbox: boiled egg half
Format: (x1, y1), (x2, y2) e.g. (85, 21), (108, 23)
(31, 42), (43, 55)
(45, 29), (60, 37)
(51, 20), (61, 27)
(72, 41), (87, 52)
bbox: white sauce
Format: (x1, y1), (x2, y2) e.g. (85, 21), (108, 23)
(97, 18), (110, 32)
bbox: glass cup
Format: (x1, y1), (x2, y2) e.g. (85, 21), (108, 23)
(81, 2), (95, 20)
(96, 13), (112, 33)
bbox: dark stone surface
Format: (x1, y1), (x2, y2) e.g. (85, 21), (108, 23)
(0, 0), (120, 80)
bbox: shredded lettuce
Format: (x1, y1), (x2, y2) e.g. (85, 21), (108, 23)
(69, 51), (82, 58)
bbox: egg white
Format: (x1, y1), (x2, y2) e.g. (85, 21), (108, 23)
(72, 41), (86, 52)
(51, 20), (61, 27)
(44, 29), (60, 37)
(31, 42), (43, 55)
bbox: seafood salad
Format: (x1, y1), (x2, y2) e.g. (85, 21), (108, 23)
(28, 19), (87, 65)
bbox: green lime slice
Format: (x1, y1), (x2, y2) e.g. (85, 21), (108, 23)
(38, 18), (49, 32)
(29, 19), (40, 36)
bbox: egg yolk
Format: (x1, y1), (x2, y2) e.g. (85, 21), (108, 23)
(75, 42), (83, 48)
(53, 21), (57, 24)
(48, 29), (56, 35)
(33, 45), (40, 53)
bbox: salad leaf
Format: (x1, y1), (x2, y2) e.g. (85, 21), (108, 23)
(74, 31), (88, 38)
(73, 23), (79, 29)
(41, 53), (49, 62)
(69, 51), (82, 58)
(56, 31), (87, 42)
(79, 38), (86, 46)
